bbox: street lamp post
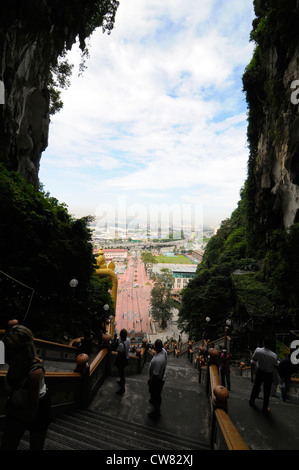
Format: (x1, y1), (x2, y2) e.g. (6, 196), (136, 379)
(69, 278), (79, 289)
(103, 304), (110, 314)
(103, 303), (110, 333)
(108, 314), (113, 335)
(205, 316), (211, 341)
(224, 318), (231, 349)
(69, 278), (78, 342)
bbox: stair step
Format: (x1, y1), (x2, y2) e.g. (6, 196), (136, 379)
(73, 409), (206, 450)
(46, 421), (126, 450)
(41, 407), (207, 451)
(51, 414), (151, 450)
(0, 356), (209, 450)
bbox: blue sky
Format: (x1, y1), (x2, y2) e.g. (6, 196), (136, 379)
(39, 0), (255, 228)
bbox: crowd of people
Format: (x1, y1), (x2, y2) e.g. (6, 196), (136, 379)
(201, 337), (298, 414)
(0, 324), (168, 449)
(113, 329), (167, 419)
(0, 323), (297, 450)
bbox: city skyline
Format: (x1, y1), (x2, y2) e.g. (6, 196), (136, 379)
(39, 0), (255, 227)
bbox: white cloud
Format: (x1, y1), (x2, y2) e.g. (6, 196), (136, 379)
(40, 0), (255, 226)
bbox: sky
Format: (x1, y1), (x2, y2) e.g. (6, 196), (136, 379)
(39, 0), (256, 230)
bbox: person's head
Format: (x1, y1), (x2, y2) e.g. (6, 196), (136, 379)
(120, 329), (127, 341)
(263, 337), (272, 349)
(154, 339), (163, 352)
(3, 325), (37, 365)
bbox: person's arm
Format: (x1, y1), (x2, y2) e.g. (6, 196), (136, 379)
(148, 370), (160, 383)
(251, 348), (258, 362)
(148, 359), (159, 383)
(7, 369), (43, 423)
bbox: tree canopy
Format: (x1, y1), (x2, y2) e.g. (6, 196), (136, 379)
(141, 251), (157, 271)
(150, 270), (175, 330)
(0, 164), (113, 341)
(179, 184), (299, 349)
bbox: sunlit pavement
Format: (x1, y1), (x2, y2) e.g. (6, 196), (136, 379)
(115, 254), (152, 336)
(115, 255), (187, 343)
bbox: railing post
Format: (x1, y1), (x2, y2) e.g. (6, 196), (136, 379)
(74, 353), (90, 409)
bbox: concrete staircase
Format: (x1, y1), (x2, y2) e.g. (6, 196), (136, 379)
(2, 355), (211, 450)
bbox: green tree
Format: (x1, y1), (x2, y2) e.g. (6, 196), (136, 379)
(178, 197), (257, 341)
(0, 165), (113, 341)
(141, 251), (157, 271)
(150, 270), (175, 330)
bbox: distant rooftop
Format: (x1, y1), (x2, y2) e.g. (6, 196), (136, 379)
(170, 266), (197, 274)
(104, 248), (127, 252)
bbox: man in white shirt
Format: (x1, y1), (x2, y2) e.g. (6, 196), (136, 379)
(249, 338), (278, 414)
(148, 339), (167, 419)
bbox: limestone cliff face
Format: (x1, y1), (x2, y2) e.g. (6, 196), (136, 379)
(243, 0), (299, 248)
(0, 1), (52, 186)
(0, 22), (51, 185)
(256, 44), (299, 229)
(0, 0), (119, 186)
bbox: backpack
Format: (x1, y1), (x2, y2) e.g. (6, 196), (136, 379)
(115, 342), (128, 368)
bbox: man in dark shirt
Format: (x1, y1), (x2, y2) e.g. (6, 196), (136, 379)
(148, 339), (167, 419)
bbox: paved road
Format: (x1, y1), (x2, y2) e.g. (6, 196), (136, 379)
(115, 254), (153, 336)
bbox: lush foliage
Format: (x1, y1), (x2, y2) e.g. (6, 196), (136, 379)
(150, 270), (176, 330)
(179, 0), (299, 349)
(178, 199), (249, 340)
(0, 165), (113, 341)
(140, 251), (157, 271)
(179, 181), (299, 348)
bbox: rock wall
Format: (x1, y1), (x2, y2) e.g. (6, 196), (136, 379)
(243, 0), (299, 248)
(257, 45), (299, 229)
(0, 26), (51, 185)
(0, 2), (52, 186)
(0, 0), (119, 186)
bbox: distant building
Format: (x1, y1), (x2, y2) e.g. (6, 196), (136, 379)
(170, 266), (197, 290)
(94, 248), (128, 265)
